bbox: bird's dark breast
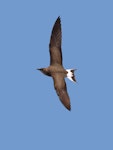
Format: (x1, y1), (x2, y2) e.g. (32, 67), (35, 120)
(44, 72), (51, 76)
(42, 69), (51, 76)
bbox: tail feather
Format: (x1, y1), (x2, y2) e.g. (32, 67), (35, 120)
(66, 69), (76, 82)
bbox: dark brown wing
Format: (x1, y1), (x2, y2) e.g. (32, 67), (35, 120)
(49, 17), (62, 65)
(52, 73), (71, 111)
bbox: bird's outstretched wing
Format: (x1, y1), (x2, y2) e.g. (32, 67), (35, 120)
(49, 17), (62, 65)
(52, 73), (71, 111)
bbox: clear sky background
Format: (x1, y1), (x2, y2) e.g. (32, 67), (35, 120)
(0, 0), (113, 150)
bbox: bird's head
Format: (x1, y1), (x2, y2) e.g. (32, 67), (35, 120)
(37, 68), (51, 76)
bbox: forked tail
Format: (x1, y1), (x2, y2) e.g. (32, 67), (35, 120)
(66, 69), (76, 82)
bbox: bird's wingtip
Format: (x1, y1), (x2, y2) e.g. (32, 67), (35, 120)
(57, 16), (61, 20)
(66, 105), (71, 111)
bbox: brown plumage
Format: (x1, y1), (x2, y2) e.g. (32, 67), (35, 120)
(37, 17), (76, 111)
(49, 17), (62, 65)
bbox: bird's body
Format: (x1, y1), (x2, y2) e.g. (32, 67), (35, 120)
(37, 17), (76, 111)
(39, 65), (66, 76)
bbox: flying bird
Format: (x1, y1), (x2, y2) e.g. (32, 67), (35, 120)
(37, 17), (76, 111)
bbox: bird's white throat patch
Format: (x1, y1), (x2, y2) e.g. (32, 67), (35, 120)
(66, 69), (75, 82)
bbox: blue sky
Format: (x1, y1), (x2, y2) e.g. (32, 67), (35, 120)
(0, 0), (113, 149)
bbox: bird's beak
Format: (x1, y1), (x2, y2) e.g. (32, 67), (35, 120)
(36, 68), (42, 71)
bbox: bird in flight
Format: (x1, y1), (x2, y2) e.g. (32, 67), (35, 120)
(37, 17), (76, 111)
